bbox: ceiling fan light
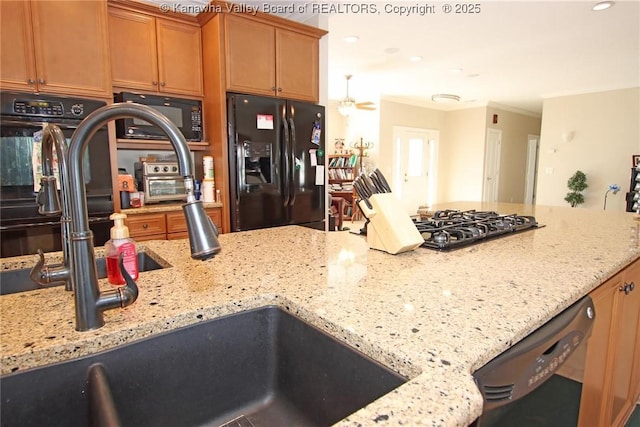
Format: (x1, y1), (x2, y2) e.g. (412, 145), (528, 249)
(338, 99), (357, 116)
(592, 1), (614, 11)
(431, 94), (461, 103)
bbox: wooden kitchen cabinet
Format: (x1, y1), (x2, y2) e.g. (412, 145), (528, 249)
(108, 5), (203, 97)
(126, 207), (223, 241)
(166, 208), (222, 240)
(579, 257), (640, 427)
(0, 0), (111, 98)
(125, 212), (167, 241)
(224, 14), (320, 102)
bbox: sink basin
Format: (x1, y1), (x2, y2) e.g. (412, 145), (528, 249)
(0, 251), (167, 295)
(1, 306), (407, 427)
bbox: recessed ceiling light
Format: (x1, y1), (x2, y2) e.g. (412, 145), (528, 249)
(344, 35), (359, 43)
(409, 56), (423, 62)
(432, 94), (461, 103)
(450, 68), (464, 74)
(592, 1), (614, 11)
(384, 47), (400, 54)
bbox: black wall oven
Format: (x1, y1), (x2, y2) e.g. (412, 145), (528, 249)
(0, 92), (114, 257)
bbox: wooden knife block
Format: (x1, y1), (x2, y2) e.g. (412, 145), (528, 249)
(357, 193), (423, 254)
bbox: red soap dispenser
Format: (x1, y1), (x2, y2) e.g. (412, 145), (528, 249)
(105, 213), (139, 286)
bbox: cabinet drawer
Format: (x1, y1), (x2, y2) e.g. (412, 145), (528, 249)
(206, 208), (222, 230)
(125, 213), (166, 237)
(166, 211), (188, 234)
(133, 233), (167, 242)
(167, 208), (223, 234)
(167, 231), (189, 240)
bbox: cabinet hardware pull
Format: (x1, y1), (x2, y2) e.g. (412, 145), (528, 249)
(28, 78), (35, 84)
(160, 82), (166, 87)
(620, 282), (635, 295)
(277, 87), (282, 92)
(152, 81), (158, 86)
(143, 223), (148, 229)
(39, 78), (46, 84)
(271, 86), (277, 91)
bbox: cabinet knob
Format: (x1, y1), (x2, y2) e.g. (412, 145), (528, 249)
(152, 81), (158, 86)
(28, 78), (35, 85)
(277, 87), (283, 92)
(160, 82), (166, 87)
(38, 78), (46, 85)
(271, 86), (277, 91)
(620, 281), (635, 295)
(143, 223), (148, 229)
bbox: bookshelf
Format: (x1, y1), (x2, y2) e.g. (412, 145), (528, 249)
(328, 154), (357, 221)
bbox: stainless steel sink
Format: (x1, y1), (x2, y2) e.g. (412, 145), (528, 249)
(0, 251), (167, 295)
(0, 306), (407, 427)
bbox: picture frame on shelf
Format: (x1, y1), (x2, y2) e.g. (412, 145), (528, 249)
(633, 155), (640, 167)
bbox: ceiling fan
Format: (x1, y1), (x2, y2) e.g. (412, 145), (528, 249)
(338, 74), (376, 116)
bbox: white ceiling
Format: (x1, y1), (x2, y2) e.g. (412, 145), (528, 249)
(146, 0), (640, 115)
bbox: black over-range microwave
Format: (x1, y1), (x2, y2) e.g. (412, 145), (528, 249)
(114, 92), (202, 141)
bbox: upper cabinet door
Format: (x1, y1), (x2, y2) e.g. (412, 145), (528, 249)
(108, 5), (203, 97)
(0, 1), (37, 92)
(223, 14), (322, 102)
(1, 0), (111, 98)
(30, 0), (111, 98)
(108, 7), (158, 93)
(224, 15), (276, 97)
(156, 19), (203, 96)
(276, 29), (318, 102)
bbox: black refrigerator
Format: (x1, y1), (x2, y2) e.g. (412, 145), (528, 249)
(227, 93), (325, 232)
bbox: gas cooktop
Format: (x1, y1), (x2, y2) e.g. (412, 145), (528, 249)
(413, 209), (542, 250)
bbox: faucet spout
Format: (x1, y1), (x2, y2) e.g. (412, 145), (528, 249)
(31, 124), (72, 290)
(67, 103), (221, 331)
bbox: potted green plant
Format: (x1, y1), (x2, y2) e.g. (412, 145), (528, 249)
(564, 170), (588, 207)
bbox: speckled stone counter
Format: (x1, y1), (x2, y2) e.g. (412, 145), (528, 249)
(2, 202), (639, 426)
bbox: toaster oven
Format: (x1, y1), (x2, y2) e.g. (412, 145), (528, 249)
(135, 161), (186, 204)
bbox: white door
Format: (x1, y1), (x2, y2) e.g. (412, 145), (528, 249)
(524, 135), (540, 205)
(392, 127), (439, 216)
(482, 128), (502, 203)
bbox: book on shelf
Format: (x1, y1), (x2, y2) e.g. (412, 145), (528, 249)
(329, 182), (354, 193)
(329, 155), (358, 168)
(328, 168), (354, 180)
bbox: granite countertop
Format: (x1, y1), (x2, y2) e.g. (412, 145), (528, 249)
(1, 202), (639, 426)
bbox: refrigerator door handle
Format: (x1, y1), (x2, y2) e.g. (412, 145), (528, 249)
(288, 117), (297, 206)
(282, 116), (291, 207)
(235, 142), (245, 230)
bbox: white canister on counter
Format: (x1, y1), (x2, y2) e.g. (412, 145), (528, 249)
(203, 156), (214, 180)
(202, 179), (215, 203)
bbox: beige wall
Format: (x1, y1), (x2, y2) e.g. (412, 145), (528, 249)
(536, 87), (640, 212)
(328, 99), (545, 207)
(378, 99), (446, 186)
(439, 108), (487, 202)
(485, 107), (542, 203)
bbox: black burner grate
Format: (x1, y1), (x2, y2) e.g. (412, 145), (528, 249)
(413, 210), (541, 250)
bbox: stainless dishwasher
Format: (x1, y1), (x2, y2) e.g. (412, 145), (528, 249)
(472, 295), (595, 427)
